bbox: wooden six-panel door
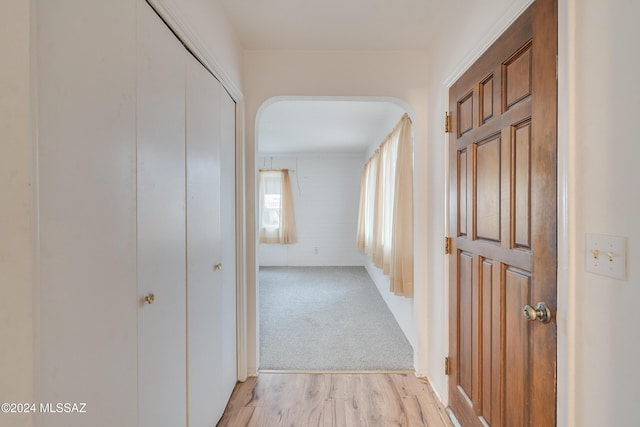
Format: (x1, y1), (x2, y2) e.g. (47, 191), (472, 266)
(448, 1), (557, 426)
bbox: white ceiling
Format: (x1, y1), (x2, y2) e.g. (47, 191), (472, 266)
(217, 0), (522, 155)
(218, 0), (444, 50)
(218, 0), (461, 155)
(257, 100), (406, 155)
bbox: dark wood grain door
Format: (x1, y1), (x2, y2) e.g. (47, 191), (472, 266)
(448, 1), (557, 426)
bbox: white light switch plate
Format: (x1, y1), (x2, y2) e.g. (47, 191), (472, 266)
(585, 233), (627, 280)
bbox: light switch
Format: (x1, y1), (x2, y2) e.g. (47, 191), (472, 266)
(585, 233), (626, 280)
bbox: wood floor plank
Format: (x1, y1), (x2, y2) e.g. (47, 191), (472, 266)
(321, 399), (335, 427)
(217, 373), (452, 427)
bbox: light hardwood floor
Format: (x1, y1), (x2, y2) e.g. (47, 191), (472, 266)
(217, 372), (453, 427)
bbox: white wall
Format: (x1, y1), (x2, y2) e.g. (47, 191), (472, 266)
(258, 155), (365, 267)
(0, 1), (35, 426)
(569, 0), (640, 425)
(243, 49), (429, 376)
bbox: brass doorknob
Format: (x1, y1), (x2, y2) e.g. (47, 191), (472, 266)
(144, 293), (155, 305)
(214, 264), (222, 271)
(523, 302), (551, 323)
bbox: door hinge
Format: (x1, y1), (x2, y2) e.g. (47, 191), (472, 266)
(445, 112), (452, 133)
(445, 357), (451, 376)
(445, 236), (452, 255)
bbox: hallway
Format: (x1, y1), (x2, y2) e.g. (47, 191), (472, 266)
(217, 372), (452, 427)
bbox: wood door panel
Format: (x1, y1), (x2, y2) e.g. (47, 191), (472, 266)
(459, 150), (469, 236)
(503, 41), (533, 110)
(456, 236), (532, 271)
(456, 98), (532, 152)
(458, 251), (474, 399)
(475, 135), (502, 242)
(458, 92), (474, 136)
(513, 120), (532, 249)
(480, 258), (494, 424)
(480, 75), (495, 123)
(504, 267), (532, 427)
(449, 1), (557, 426)
(490, 260), (503, 427)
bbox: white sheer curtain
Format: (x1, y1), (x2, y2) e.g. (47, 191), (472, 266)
(390, 116), (414, 296)
(259, 169), (297, 244)
(356, 114), (414, 297)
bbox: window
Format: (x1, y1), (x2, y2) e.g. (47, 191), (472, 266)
(356, 113), (414, 297)
(259, 169), (297, 244)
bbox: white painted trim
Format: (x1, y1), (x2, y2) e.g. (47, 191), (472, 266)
(441, 90), (451, 406)
(256, 95), (417, 129)
(446, 408), (463, 427)
(442, 0), (535, 87)
(255, 96), (416, 158)
(557, 0), (575, 425)
(259, 369), (416, 375)
(145, 0), (243, 102)
(258, 152), (367, 159)
(31, 0), (41, 417)
(235, 100), (248, 382)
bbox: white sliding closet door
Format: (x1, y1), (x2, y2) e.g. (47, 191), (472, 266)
(185, 54), (224, 426)
(37, 1), (139, 425)
(185, 52), (237, 426)
(137, 3), (187, 427)
(219, 87), (238, 413)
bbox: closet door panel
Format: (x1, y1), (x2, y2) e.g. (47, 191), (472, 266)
(219, 89), (238, 410)
(185, 54), (223, 426)
(37, 1), (138, 425)
(137, 3), (186, 426)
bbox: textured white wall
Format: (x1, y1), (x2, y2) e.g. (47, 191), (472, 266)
(0, 1), (35, 426)
(258, 155), (365, 267)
